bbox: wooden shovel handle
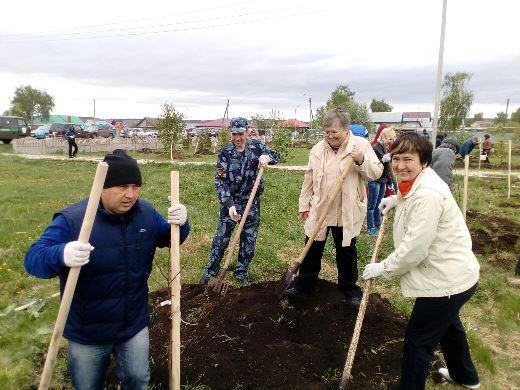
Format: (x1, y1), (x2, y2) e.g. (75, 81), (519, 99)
(339, 214), (389, 389)
(39, 162), (108, 390)
(290, 156), (355, 273)
(170, 171), (181, 390)
(218, 166), (264, 274)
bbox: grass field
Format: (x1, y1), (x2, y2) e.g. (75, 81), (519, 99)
(0, 149), (519, 389)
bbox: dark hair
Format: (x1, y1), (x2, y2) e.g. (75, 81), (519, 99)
(323, 107), (350, 128)
(391, 132), (432, 166)
(484, 134), (490, 139)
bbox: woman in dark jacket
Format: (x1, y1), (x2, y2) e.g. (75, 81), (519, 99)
(366, 126), (396, 236)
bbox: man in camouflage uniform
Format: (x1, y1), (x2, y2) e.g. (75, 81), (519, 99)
(200, 117), (279, 285)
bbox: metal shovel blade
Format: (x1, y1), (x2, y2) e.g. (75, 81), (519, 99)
(277, 269), (295, 300)
(211, 272), (231, 295)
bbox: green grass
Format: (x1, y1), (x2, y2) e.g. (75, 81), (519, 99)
(0, 151), (519, 389)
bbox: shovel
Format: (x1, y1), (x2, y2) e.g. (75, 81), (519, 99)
(338, 213), (388, 389)
(277, 155), (355, 299)
(210, 165), (265, 294)
(39, 162), (108, 390)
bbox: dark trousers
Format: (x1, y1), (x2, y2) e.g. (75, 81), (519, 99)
(399, 283), (479, 390)
(68, 139), (78, 157)
(295, 226), (361, 298)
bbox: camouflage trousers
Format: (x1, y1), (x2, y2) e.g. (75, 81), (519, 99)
(204, 198), (260, 279)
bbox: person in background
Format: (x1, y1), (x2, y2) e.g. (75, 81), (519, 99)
(371, 123), (388, 146)
(431, 138), (459, 192)
(285, 107), (382, 305)
(481, 134), (493, 163)
(363, 132), (480, 390)
(200, 117), (279, 286)
(436, 133), (446, 148)
(24, 149), (190, 390)
(65, 124), (79, 158)
(459, 136), (479, 159)
(366, 126), (396, 236)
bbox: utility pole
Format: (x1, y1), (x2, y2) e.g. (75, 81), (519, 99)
(308, 96), (313, 128)
(504, 98), (510, 126)
(431, 0), (448, 150)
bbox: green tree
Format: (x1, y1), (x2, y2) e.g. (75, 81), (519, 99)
(511, 107), (520, 124)
(10, 85), (54, 125)
(268, 109), (292, 163)
(474, 112), (484, 120)
(251, 114), (270, 135)
(156, 102), (184, 159)
(438, 72), (473, 132)
(196, 131), (212, 152)
(314, 85), (372, 129)
(494, 111), (507, 124)
(217, 125), (230, 148)
(370, 98), (393, 112)
(2, 109), (9, 116)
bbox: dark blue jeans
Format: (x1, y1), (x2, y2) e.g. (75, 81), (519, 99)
(68, 326), (150, 390)
(399, 284), (479, 390)
(367, 181), (386, 230)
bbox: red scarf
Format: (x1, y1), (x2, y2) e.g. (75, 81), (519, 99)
(398, 178), (416, 197)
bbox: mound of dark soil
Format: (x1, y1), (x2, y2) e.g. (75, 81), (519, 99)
(467, 210), (520, 254)
(142, 279), (406, 389)
(195, 148), (214, 155)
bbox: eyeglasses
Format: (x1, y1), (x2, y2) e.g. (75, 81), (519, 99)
(323, 130), (342, 136)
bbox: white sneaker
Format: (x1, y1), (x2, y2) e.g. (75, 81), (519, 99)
(438, 367), (480, 389)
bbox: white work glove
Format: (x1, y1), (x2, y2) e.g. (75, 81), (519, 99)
(167, 204), (187, 226)
(259, 154), (272, 167)
(228, 205), (241, 222)
(382, 153), (391, 163)
(362, 263), (384, 280)
(63, 241), (94, 268)
(378, 196), (397, 215)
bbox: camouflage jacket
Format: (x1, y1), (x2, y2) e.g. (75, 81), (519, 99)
(215, 139), (279, 209)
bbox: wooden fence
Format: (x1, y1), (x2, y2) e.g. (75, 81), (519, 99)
(13, 137), (164, 155)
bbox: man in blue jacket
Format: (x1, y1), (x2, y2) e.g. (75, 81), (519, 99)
(200, 117), (279, 285)
(25, 149), (190, 390)
(65, 124), (79, 158)
(459, 136), (478, 159)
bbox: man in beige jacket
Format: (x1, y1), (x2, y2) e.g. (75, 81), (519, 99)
(285, 108), (383, 304)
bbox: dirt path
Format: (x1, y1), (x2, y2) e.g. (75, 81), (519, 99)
(5, 153), (520, 178)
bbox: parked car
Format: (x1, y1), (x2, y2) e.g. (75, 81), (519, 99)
(126, 128), (158, 138)
(80, 124), (115, 138)
(47, 123), (84, 137)
(31, 124), (52, 139)
(189, 128), (203, 137)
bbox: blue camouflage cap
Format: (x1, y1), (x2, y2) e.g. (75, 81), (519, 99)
(229, 117), (248, 133)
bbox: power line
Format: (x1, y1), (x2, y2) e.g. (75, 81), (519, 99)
(0, 0), (259, 39)
(2, 8), (319, 43)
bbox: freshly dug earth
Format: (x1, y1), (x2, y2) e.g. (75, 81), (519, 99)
(142, 279), (406, 389)
(467, 210), (519, 255)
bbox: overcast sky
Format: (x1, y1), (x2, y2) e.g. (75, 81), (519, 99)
(1, 0), (519, 121)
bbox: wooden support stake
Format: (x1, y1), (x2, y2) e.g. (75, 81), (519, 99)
(508, 140), (512, 199)
(169, 171), (181, 390)
(339, 214), (389, 390)
(39, 162), (108, 390)
(462, 155), (469, 221)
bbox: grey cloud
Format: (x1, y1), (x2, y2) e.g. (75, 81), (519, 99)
(2, 34), (519, 114)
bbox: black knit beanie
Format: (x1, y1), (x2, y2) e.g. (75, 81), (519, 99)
(102, 149), (142, 188)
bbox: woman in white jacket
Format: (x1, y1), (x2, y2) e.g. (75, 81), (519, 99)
(363, 132), (480, 390)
